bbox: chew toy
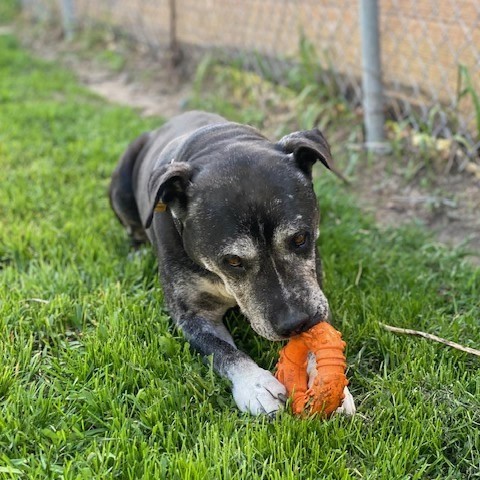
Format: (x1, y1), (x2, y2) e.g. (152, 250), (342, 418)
(275, 322), (348, 416)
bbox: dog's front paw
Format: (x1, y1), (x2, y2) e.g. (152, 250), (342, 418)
(231, 367), (287, 416)
(335, 386), (356, 416)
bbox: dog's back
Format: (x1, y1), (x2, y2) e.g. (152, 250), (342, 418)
(109, 111), (225, 246)
(108, 111), (356, 416)
(109, 132), (151, 247)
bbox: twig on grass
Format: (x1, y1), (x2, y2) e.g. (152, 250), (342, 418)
(379, 323), (480, 357)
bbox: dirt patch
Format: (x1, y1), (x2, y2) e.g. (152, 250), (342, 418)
(79, 71), (189, 118)
(20, 29), (480, 267)
(353, 156), (480, 265)
(23, 25), (191, 118)
(0, 26), (15, 35)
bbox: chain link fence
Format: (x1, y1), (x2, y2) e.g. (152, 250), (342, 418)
(21, 0), (480, 156)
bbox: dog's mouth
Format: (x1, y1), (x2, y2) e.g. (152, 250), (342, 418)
(247, 319), (285, 342)
(248, 309), (328, 342)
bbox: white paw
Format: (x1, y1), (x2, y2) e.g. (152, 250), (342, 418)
(335, 386), (356, 416)
(231, 367), (287, 416)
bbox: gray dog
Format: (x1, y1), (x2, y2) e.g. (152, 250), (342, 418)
(109, 111), (355, 416)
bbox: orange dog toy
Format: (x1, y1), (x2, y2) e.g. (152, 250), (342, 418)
(275, 322), (348, 416)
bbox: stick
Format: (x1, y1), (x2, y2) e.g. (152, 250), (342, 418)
(379, 323), (480, 357)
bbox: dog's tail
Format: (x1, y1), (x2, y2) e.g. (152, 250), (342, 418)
(109, 132), (150, 247)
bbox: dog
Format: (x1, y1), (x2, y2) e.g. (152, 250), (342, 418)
(109, 111), (355, 416)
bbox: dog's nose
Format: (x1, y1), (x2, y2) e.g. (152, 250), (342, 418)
(277, 312), (321, 338)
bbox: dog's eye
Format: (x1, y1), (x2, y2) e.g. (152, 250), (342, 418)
(225, 255), (243, 268)
(292, 232), (309, 249)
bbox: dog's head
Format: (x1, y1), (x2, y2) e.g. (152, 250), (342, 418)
(146, 127), (333, 341)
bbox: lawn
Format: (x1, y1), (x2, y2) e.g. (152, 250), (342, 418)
(0, 34), (479, 479)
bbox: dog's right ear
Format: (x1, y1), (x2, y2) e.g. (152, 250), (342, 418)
(145, 162), (193, 229)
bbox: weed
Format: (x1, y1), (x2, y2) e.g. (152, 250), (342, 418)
(188, 52), (355, 139)
(0, 0), (20, 24)
(286, 35), (339, 100)
(457, 64), (480, 142)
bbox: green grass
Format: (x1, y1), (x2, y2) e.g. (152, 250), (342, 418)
(0, 0), (19, 24)
(0, 34), (479, 479)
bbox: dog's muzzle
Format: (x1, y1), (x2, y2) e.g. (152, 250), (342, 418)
(276, 310), (324, 338)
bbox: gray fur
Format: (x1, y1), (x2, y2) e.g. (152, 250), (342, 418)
(109, 111), (355, 415)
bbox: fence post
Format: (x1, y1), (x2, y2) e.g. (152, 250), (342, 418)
(169, 0), (182, 66)
(60, 0), (76, 41)
(359, 0), (387, 152)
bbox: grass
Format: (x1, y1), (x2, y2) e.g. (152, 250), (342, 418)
(0, 33), (479, 479)
(189, 57), (355, 141)
(0, 0), (20, 25)
(458, 64), (480, 142)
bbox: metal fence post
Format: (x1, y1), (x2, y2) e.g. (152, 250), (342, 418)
(359, 0), (387, 152)
(60, 0), (76, 41)
(169, 0), (182, 65)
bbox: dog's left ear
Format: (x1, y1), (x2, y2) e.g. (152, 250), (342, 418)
(277, 128), (332, 177)
(145, 162), (193, 229)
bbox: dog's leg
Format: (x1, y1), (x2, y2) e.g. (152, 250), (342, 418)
(335, 387), (356, 415)
(178, 315), (287, 416)
(109, 133), (150, 248)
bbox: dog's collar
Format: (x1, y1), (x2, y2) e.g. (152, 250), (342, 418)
(154, 203), (167, 213)
(153, 202), (183, 237)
